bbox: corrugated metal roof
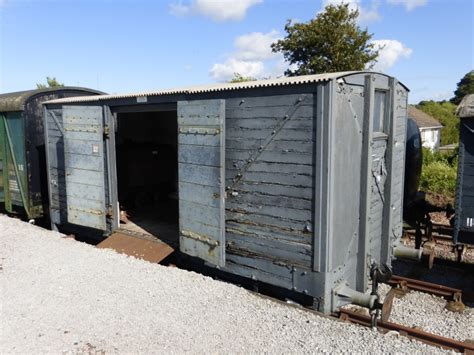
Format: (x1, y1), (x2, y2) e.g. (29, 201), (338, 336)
(0, 87), (104, 112)
(456, 94), (474, 118)
(408, 106), (443, 129)
(44, 71), (363, 105)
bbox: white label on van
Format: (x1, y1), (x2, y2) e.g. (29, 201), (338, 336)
(9, 179), (19, 192)
(137, 96), (147, 103)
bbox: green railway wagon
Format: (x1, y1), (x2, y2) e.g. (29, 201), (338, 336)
(0, 87), (103, 221)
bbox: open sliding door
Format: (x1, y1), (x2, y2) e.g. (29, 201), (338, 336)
(45, 105), (118, 233)
(178, 99), (226, 267)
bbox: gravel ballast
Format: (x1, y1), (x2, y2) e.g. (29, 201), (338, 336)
(378, 284), (473, 342)
(0, 215), (448, 353)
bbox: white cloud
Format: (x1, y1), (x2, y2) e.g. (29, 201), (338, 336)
(234, 30), (280, 61)
(387, 0), (428, 11)
(210, 59), (265, 81)
(169, 0), (262, 22)
(209, 30), (284, 81)
(322, 0), (381, 23)
(169, 2), (191, 16)
(371, 39), (412, 71)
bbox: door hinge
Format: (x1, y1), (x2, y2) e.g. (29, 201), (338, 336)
(103, 125), (110, 138)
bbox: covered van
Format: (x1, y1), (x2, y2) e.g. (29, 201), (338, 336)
(43, 72), (408, 313)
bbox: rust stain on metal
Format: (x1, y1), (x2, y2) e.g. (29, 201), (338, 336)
(97, 232), (174, 264)
(181, 229), (218, 248)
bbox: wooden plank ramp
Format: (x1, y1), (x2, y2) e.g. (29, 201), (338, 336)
(97, 232), (174, 264)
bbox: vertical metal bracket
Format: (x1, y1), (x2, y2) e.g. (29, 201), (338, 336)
(356, 75), (375, 291)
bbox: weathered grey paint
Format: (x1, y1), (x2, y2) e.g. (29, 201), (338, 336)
(385, 80), (408, 260)
(63, 106), (107, 230)
(43, 72), (409, 313)
(178, 99), (226, 266)
(44, 107), (66, 228)
(44, 105), (117, 233)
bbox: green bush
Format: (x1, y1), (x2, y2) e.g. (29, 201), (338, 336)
(419, 148), (458, 196)
(422, 147), (458, 168)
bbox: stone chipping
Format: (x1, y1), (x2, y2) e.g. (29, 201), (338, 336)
(0, 215), (450, 353)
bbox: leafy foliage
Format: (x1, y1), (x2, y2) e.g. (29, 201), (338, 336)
(271, 4), (379, 75)
(420, 148), (458, 197)
(416, 100), (459, 145)
(228, 73), (257, 83)
(422, 147), (458, 167)
(36, 77), (64, 89)
(451, 70), (474, 105)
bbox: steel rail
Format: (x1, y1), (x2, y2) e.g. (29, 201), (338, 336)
(404, 229), (453, 242)
(214, 278), (473, 352)
(387, 275), (462, 300)
(338, 309), (474, 353)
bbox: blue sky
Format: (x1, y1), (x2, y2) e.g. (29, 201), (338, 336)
(0, 0), (472, 103)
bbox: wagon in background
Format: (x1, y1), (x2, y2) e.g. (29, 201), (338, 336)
(0, 87), (102, 221)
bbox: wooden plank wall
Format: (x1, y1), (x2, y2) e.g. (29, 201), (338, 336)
(45, 108), (67, 225)
(224, 93), (315, 269)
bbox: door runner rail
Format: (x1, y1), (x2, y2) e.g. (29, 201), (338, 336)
(338, 309), (474, 353)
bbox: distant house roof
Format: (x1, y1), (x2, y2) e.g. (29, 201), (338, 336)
(408, 106), (443, 129)
(456, 94), (474, 118)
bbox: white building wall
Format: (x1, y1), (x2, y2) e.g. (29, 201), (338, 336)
(420, 128), (441, 151)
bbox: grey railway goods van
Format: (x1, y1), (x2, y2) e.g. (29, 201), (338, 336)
(43, 71), (409, 313)
(0, 87), (103, 220)
(455, 94), (474, 245)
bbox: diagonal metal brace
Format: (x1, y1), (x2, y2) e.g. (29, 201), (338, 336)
(226, 94), (309, 193)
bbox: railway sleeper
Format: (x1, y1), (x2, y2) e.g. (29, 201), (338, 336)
(386, 275), (466, 313)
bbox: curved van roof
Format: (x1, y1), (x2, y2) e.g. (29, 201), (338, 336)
(0, 87), (104, 112)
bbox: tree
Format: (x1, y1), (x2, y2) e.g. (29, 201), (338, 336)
(271, 4), (380, 76)
(228, 73), (257, 83)
(450, 70), (474, 105)
(36, 77), (64, 89)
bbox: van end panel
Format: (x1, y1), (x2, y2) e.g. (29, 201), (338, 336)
(455, 117), (474, 244)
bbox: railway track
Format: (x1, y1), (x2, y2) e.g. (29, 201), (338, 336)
(387, 275), (465, 302)
(337, 309), (474, 353)
(404, 226), (454, 243)
(252, 274), (473, 353)
(336, 275), (473, 352)
(403, 227), (473, 268)
(386, 274), (470, 310)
